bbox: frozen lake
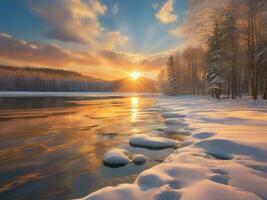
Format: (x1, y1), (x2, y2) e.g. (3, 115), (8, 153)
(0, 93), (184, 200)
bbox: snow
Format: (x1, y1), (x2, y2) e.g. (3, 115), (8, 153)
(129, 134), (179, 149)
(103, 149), (130, 167)
(132, 154), (147, 164)
(76, 96), (267, 200)
(194, 139), (267, 161)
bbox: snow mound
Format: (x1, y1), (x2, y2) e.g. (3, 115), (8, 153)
(103, 149), (130, 167)
(181, 179), (261, 200)
(194, 139), (267, 161)
(78, 184), (141, 200)
(132, 154), (147, 164)
(134, 162), (208, 190)
(78, 153), (264, 200)
(129, 134), (178, 149)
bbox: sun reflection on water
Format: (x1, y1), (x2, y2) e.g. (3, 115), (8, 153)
(131, 97), (139, 123)
(131, 97), (139, 107)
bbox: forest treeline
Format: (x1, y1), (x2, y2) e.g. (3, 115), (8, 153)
(159, 0), (267, 99)
(0, 65), (112, 91)
(0, 65), (158, 92)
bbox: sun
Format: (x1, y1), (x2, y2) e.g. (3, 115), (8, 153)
(130, 71), (140, 80)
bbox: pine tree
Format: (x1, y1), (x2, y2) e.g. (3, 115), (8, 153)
(206, 20), (224, 99)
(166, 55), (179, 95)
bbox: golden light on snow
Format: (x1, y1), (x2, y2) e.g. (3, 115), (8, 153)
(130, 71), (140, 80)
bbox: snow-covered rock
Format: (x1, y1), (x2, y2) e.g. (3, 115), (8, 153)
(132, 154), (147, 164)
(103, 149), (130, 167)
(129, 134), (178, 149)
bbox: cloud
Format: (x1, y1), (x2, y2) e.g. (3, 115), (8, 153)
(100, 31), (128, 51)
(169, 26), (184, 37)
(0, 33), (85, 67)
(155, 0), (177, 24)
(0, 33), (168, 79)
(30, 0), (107, 44)
(112, 3), (119, 14)
(29, 0), (127, 51)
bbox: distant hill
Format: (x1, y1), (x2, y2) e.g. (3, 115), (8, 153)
(0, 65), (104, 81)
(0, 65), (158, 92)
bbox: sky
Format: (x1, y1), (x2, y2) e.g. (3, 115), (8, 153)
(0, 0), (191, 80)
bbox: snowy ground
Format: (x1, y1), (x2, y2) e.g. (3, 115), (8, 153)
(77, 96), (267, 200)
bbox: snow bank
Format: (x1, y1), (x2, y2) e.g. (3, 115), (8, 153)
(194, 139), (267, 161)
(129, 134), (178, 149)
(181, 179), (261, 200)
(103, 149), (130, 167)
(77, 96), (267, 200)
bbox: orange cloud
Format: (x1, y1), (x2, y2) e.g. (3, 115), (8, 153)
(155, 0), (177, 24)
(100, 32), (128, 51)
(30, 0), (106, 43)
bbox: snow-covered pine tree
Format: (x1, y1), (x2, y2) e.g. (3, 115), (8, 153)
(206, 20), (224, 99)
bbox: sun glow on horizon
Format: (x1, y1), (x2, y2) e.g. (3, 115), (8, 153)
(130, 71), (141, 80)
